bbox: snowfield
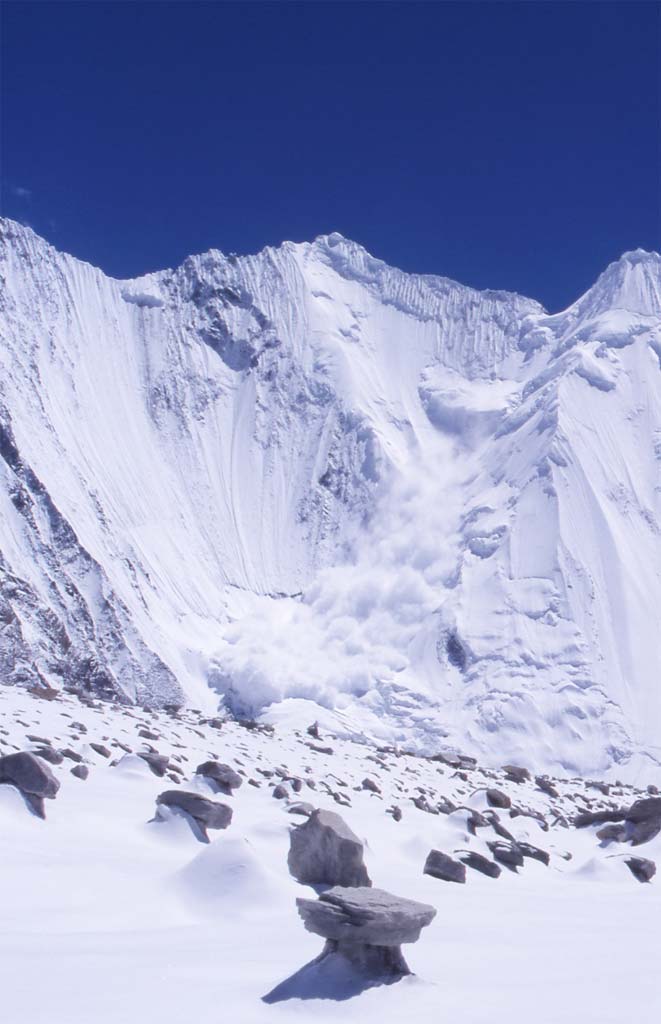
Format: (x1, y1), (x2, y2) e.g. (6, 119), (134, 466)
(0, 218), (660, 780)
(0, 687), (659, 1023)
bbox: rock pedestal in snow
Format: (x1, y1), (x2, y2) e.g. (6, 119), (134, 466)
(297, 886), (436, 977)
(287, 808), (371, 887)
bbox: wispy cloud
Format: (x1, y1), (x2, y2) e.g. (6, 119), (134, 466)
(11, 185), (32, 200)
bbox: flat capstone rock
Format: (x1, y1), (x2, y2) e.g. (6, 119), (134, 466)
(297, 886), (436, 946)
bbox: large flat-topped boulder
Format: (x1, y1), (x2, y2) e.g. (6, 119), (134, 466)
(297, 886), (436, 946)
(288, 809), (371, 887)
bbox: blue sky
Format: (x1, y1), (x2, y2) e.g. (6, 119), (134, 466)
(2, 1), (659, 311)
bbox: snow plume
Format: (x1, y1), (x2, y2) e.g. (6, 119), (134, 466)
(209, 436), (468, 720)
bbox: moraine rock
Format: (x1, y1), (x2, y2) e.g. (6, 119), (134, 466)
(459, 851), (501, 878)
(487, 840), (524, 870)
(296, 886), (436, 977)
(287, 801), (315, 817)
(412, 794), (438, 814)
(0, 750), (60, 818)
(288, 808), (371, 887)
(625, 797), (661, 845)
(61, 748), (83, 763)
(138, 751), (170, 777)
(89, 743), (111, 759)
(574, 808), (626, 828)
(273, 783), (289, 799)
(486, 788), (511, 809)
(517, 841), (550, 865)
(33, 745), (64, 765)
(423, 850), (466, 884)
(596, 823), (627, 844)
(196, 760), (243, 795)
(155, 789), (232, 841)
(362, 777), (381, 794)
(535, 775), (559, 799)
(71, 764), (89, 781)
(502, 764), (531, 784)
(625, 857), (656, 883)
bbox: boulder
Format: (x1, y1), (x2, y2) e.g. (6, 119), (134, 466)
(574, 808), (625, 828)
(459, 851), (501, 878)
(467, 809), (489, 833)
(71, 764), (89, 781)
(296, 886), (436, 977)
(287, 802), (315, 817)
(288, 809), (371, 887)
(138, 752), (170, 777)
(502, 765), (531, 784)
(195, 760), (243, 795)
(535, 776), (559, 799)
(625, 798), (661, 845)
(0, 751), (60, 799)
(596, 823), (627, 844)
(487, 840), (524, 870)
(626, 797), (661, 823)
(486, 788), (511, 809)
(626, 857), (656, 883)
(33, 745), (64, 765)
(89, 743), (110, 758)
(156, 789), (232, 841)
(484, 812), (516, 842)
(517, 841), (550, 866)
(423, 850), (466, 884)
(629, 818), (661, 846)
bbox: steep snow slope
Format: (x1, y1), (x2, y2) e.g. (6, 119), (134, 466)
(0, 219), (659, 777)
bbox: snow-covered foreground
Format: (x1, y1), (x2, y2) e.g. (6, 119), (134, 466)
(1, 688), (658, 1023)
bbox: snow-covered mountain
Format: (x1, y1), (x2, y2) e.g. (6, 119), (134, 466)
(1, 218), (659, 777)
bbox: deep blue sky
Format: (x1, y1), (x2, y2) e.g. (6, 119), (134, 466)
(2, 1), (659, 311)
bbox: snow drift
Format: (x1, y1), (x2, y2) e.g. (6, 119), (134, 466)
(0, 218), (659, 776)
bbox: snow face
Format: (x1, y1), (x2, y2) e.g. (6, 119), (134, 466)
(0, 219), (659, 778)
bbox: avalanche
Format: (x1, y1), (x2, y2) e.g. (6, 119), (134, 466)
(1, 219), (660, 779)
